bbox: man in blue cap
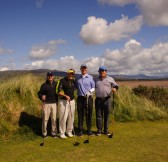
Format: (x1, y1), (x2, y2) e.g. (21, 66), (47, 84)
(95, 66), (119, 136)
(76, 64), (95, 136)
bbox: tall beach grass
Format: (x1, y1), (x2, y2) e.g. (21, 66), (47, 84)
(0, 74), (167, 140)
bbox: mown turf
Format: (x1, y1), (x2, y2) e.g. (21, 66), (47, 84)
(0, 121), (168, 162)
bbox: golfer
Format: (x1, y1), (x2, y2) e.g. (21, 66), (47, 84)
(56, 69), (76, 139)
(95, 66), (118, 136)
(38, 72), (58, 138)
(76, 64), (95, 137)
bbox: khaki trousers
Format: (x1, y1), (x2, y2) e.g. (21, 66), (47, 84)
(42, 103), (57, 136)
(59, 99), (75, 135)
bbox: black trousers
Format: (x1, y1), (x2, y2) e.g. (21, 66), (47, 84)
(95, 97), (111, 132)
(77, 96), (93, 132)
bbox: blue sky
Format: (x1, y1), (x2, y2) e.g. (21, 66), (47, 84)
(0, 0), (168, 76)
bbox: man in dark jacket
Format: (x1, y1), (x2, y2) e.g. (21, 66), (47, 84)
(56, 69), (76, 139)
(38, 72), (58, 138)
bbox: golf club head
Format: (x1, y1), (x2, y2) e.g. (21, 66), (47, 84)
(83, 139), (89, 143)
(108, 133), (113, 138)
(40, 143), (44, 146)
(73, 142), (80, 146)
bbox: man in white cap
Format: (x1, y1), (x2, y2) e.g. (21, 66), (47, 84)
(38, 72), (58, 138)
(95, 66), (119, 136)
(56, 69), (76, 139)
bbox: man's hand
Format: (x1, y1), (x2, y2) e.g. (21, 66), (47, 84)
(42, 95), (46, 101)
(86, 91), (91, 97)
(65, 95), (71, 101)
(112, 88), (117, 93)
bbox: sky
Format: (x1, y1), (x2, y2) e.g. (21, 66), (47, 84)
(0, 0), (168, 76)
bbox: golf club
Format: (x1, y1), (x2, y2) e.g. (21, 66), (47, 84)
(40, 137), (44, 146)
(83, 95), (90, 144)
(40, 102), (45, 146)
(69, 101), (80, 146)
(109, 93), (115, 138)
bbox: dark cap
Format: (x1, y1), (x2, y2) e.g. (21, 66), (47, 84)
(47, 72), (54, 76)
(98, 66), (107, 72)
(80, 63), (87, 68)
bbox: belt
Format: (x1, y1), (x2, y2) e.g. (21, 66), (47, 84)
(96, 96), (110, 100)
(78, 95), (92, 99)
(60, 98), (74, 101)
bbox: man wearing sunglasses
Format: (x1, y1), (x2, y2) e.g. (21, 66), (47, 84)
(95, 66), (119, 136)
(56, 69), (76, 139)
(38, 72), (58, 138)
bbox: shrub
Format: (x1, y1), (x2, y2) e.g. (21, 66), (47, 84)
(0, 74), (44, 140)
(114, 86), (168, 122)
(133, 85), (168, 110)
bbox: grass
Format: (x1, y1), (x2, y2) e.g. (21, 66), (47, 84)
(115, 86), (168, 121)
(0, 74), (168, 161)
(0, 74), (168, 140)
(0, 121), (168, 162)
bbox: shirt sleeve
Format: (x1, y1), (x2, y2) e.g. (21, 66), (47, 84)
(38, 84), (45, 100)
(90, 77), (95, 92)
(109, 77), (119, 90)
(56, 80), (64, 94)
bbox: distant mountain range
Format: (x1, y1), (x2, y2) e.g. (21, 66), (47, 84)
(0, 69), (168, 80)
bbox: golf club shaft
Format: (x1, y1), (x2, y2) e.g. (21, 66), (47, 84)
(40, 101), (45, 146)
(69, 101), (78, 144)
(86, 96), (89, 142)
(110, 93), (115, 137)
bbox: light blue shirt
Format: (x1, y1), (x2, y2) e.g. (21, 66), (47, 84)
(76, 74), (95, 96)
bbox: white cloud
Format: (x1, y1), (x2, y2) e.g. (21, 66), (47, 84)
(0, 47), (13, 54)
(98, 0), (135, 6)
(0, 67), (10, 71)
(23, 39), (168, 76)
(25, 56), (81, 73)
(48, 39), (66, 45)
(102, 39), (168, 76)
(82, 57), (105, 73)
(26, 56), (106, 74)
(36, 0), (45, 8)
(137, 0), (168, 26)
(98, 0), (168, 26)
(79, 16), (143, 45)
(29, 39), (66, 60)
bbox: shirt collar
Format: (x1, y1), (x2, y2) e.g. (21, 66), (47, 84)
(99, 75), (108, 80)
(80, 73), (88, 78)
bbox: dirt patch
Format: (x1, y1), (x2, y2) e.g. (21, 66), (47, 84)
(117, 80), (168, 88)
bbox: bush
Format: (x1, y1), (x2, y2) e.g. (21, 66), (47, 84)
(133, 85), (168, 110)
(0, 74), (44, 140)
(114, 86), (168, 122)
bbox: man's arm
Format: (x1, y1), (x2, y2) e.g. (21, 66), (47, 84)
(110, 77), (119, 92)
(56, 80), (70, 101)
(38, 84), (46, 101)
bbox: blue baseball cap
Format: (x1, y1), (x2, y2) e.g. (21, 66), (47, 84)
(98, 66), (107, 72)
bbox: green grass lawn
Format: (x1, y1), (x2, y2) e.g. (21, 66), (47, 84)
(0, 121), (168, 162)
